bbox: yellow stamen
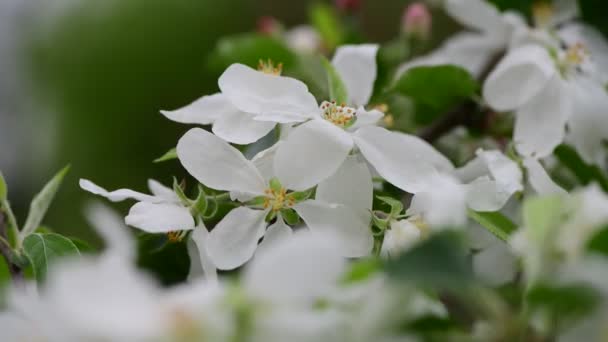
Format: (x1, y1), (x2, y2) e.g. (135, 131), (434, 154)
(257, 59), (283, 75)
(262, 186), (292, 212)
(320, 100), (357, 128)
(167, 231), (183, 243)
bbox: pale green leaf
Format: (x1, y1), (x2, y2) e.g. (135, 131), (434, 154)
(154, 148), (177, 163)
(22, 233), (80, 283)
(467, 210), (517, 242)
(0, 170), (7, 200)
(321, 57), (348, 104)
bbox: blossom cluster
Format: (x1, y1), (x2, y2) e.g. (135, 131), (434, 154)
(2, 0), (608, 341)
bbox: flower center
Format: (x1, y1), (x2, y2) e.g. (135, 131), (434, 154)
(167, 230), (187, 243)
(558, 42), (589, 76)
(258, 59), (283, 75)
(263, 187), (294, 212)
(320, 100), (357, 128)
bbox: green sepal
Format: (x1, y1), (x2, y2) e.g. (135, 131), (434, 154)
(376, 195), (404, 218)
(245, 196), (267, 208)
(265, 210), (277, 222)
(191, 185), (208, 216)
(203, 196), (219, 219)
(154, 148), (177, 163)
(287, 189), (314, 203)
(269, 177), (282, 193)
(172, 177), (190, 205)
(281, 208), (300, 226)
(372, 213), (389, 231)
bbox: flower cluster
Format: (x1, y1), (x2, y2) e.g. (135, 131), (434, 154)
(2, 1), (608, 341)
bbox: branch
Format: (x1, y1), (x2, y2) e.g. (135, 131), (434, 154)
(417, 52), (505, 143)
(0, 212), (24, 285)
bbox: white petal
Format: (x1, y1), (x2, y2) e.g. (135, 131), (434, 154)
(218, 63), (318, 121)
(350, 107), (384, 130)
(147, 179), (179, 202)
(274, 119), (354, 191)
(552, 0), (580, 27)
(316, 155), (373, 213)
(381, 220), (421, 258)
(394, 131), (455, 172)
(257, 216), (293, 255)
(444, 0), (505, 35)
(251, 142), (280, 182)
(464, 177), (512, 212)
(205, 207), (267, 270)
(514, 76), (571, 158)
(80, 179), (159, 202)
(566, 79), (608, 165)
(294, 200), (373, 257)
(125, 202), (194, 233)
(189, 224), (218, 284)
(406, 174), (467, 227)
(331, 44), (379, 106)
(160, 93), (227, 125)
(483, 44), (556, 111)
(176, 128), (266, 195)
(353, 126), (440, 193)
(244, 231), (346, 304)
(212, 109), (276, 145)
(473, 241), (517, 286)
(523, 158), (567, 195)
(478, 150), (523, 195)
(84, 201), (134, 259)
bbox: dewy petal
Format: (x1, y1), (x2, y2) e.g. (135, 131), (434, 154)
(257, 215), (293, 256)
(483, 44), (556, 111)
(211, 109), (276, 145)
(189, 224), (218, 284)
(523, 158), (567, 195)
(205, 207), (267, 270)
(514, 76), (571, 158)
(176, 128), (266, 195)
(294, 200), (373, 257)
(274, 119), (354, 191)
(353, 126), (441, 193)
(218, 63), (318, 122)
(566, 79), (608, 165)
(80, 179), (159, 203)
(331, 44), (379, 106)
(125, 202), (195, 233)
(147, 179), (179, 202)
(160, 93), (227, 125)
(243, 231), (346, 304)
(444, 0), (506, 36)
(316, 155), (373, 213)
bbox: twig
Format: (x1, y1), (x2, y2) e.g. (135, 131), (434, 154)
(0, 211), (24, 285)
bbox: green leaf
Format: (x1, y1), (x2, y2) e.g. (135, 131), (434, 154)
(467, 210), (517, 242)
(554, 145), (608, 192)
(376, 195), (404, 218)
(526, 283), (599, 324)
(586, 225), (608, 256)
(69, 237), (95, 253)
(21, 166), (70, 238)
(321, 57), (348, 104)
(522, 196), (565, 243)
(393, 65), (478, 123)
(342, 258), (381, 283)
(22, 233), (80, 283)
(154, 148), (177, 163)
(0, 170), (7, 201)
(280, 208), (300, 226)
(208, 33), (296, 72)
(309, 3), (344, 51)
(385, 231), (473, 289)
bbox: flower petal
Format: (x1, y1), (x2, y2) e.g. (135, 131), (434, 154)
(464, 177), (512, 212)
(160, 93), (227, 125)
(444, 0), (506, 35)
(483, 44), (556, 111)
(205, 207), (267, 270)
(407, 174), (467, 227)
(523, 158), (567, 195)
(331, 44), (379, 106)
(353, 126), (441, 193)
(514, 76), (571, 158)
(350, 107), (384, 130)
(294, 200), (373, 257)
(212, 109), (276, 145)
(80, 179), (158, 203)
(218, 63), (318, 122)
(125, 202), (194, 233)
(176, 128), (266, 195)
(316, 155), (373, 213)
(244, 231), (346, 304)
(189, 224), (218, 283)
(473, 241), (517, 286)
(274, 119), (354, 191)
(257, 216), (293, 256)
(456, 150), (523, 199)
(147, 179), (179, 202)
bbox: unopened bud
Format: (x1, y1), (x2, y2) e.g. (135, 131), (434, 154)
(335, 0), (361, 13)
(402, 2), (432, 40)
(257, 16), (281, 35)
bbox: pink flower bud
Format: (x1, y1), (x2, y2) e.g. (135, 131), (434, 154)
(335, 0), (361, 13)
(402, 2), (432, 40)
(257, 16), (280, 35)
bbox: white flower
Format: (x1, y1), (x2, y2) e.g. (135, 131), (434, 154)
(218, 44), (454, 194)
(380, 219), (423, 258)
(80, 178), (195, 233)
(176, 127), (374, 270)
(483, 25), (608, 161)
(161, 59), (311, 145)
(284, 25), (321, 53)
